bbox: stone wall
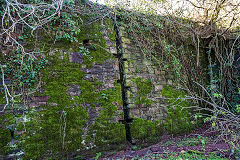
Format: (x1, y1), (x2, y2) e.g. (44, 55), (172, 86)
(120, 27), (173, 121)
(0, 22), (173, 122)
(0, 15), (172, 158)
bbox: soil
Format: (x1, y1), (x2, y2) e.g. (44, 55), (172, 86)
(98, 122), (239, 160)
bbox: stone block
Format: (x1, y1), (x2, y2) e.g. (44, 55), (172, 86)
(39, 102), (47, 106)
(59, 50), (64, 60)
(129, 67), (136, 73)
(155, 85), (163, 91)
(167, 80), (173, 85)
(103, 35), (109, 41)
(82, 64), (87, 68)
(146, 115), (152, 120)
(154, 69), (160, 75)
(109, 47), (116, 53)
(103, 63), (114, 70)
(31, 96), (49, 102)
(106, 40), (114, 46)
(69, 52), (83, 63)
(141, 107), (149, 112)
(83, 74), (94, 82)
(49, 49), (58, 56)
(141, 115), (147, 120)
(29, 102), (38, 108)
(122, 43), (128, 48)
(130, 108), (140, 116)
(159, 80), (167, 85)
(156, 113), (164, 118)
(67, 85), (81, 96)
(122, 37), (131, 44)
(104, 83), (114, 88)
(49, 103), (58, 106)
(129, 103), (135, 108)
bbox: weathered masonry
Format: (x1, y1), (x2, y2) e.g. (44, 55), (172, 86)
(0, 7), (193, 159)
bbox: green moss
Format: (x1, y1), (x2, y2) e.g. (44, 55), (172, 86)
(18, 22), (122, 158)
(19, 52), (94, 158)
(0, 114), (11, 156)
(131, 118), (163, 141)
(0, 93), (6, 104)
(131, 78), (154, 106)
(161, 86), (202, 135)
(128, 78), (165, 142)
(0, 12), (120, 159)
(87, 85), (125, 146)
(69, 15), (115, 68)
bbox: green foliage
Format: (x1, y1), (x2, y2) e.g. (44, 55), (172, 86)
(161, 86), (202, 134)
(131, 118), (163, 140)
(231, 89), (240, 114)
(94, 152), (102, 160)
(0, 64), (47, 157)
(157, 39), (186, 79)
(79, 45), (92, 60)
(47, 10), (111, 68)
(0, 53), (46, 94)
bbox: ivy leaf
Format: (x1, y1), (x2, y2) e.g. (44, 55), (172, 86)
(212, 122), (215, 127)
(213, 93), (222, 98)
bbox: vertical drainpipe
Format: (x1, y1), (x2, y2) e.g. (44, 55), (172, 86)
(112, 13), (133, 144)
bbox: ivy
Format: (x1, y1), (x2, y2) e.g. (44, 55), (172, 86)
(0, 53), (46, 94)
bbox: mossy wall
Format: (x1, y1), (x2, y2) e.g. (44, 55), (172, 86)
(121, 27), (172, 121)
(22, 18), (128, 159)
(0, 13), (166, 158)
(0, 9), (202, 159)
(120, 24), (202, 137)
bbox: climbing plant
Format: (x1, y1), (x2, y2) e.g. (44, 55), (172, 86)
(0, 0), (240, 158)
(104, 0), (240, 153)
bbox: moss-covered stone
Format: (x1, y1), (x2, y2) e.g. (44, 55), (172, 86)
(161, 86), (203, 135)
(0, 114), (11, 155)
(131, 118), (163, 142)
(131, 77), (154, 106)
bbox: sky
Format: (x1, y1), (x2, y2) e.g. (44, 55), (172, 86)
(89, 0), (240, 28)
(89, 0), (193, 15)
